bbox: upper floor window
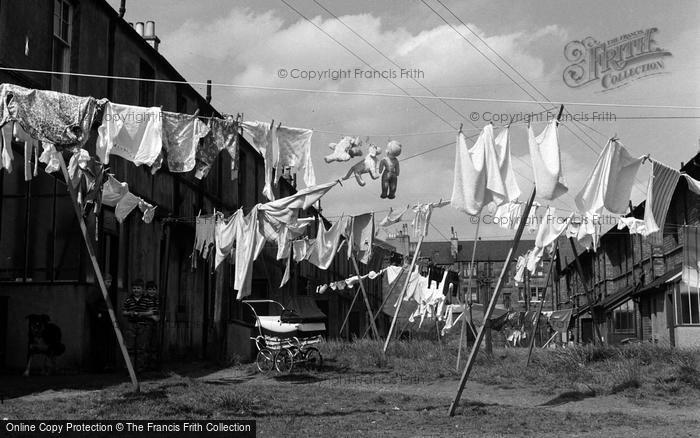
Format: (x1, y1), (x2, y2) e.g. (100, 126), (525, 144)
(51, 0), (72, 92)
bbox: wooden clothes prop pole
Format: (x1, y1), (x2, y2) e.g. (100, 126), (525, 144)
(351, 255), (381, 340)
(58, 154), (139, 392)
(568, 237), (604, 345)
(448, 186), (536, 416)
(449, 106), (564, 416)
(457, 215), (480, 371)
(338, 288), (360, 337)
(383, 234), (425, 353)
(361, 266), (404, 339)
(526, 241), (558, 367)
(157, 222), (171, 369)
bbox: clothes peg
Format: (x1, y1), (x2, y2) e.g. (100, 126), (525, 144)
(193, 109), (201, 118)
(458, 123), (463, 134)
(642, 153), (651, 164)
(277, 121), (282, 130)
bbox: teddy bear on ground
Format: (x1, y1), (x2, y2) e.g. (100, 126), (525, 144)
(325, 136), (363, 163)
(343, 143), (381, 186)
(379, 140), (401, 199)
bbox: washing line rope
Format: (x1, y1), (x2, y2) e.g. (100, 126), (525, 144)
(1, 67), (698, 110)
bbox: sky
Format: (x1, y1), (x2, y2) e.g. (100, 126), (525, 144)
(107, 0), (700, 242)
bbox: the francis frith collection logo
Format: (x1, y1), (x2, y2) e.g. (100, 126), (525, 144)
(563, 28), (671, 91)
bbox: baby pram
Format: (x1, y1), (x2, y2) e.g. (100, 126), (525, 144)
(243, 299), (325, 373)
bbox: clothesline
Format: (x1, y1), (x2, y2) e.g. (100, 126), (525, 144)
(2, 67), (697, 110)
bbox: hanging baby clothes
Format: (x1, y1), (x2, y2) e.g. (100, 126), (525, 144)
(527, 207), (571, 272)
(195, 117), (239, 180)
(275, 125), (315, 188)
(450, 125), (507, 215)
(514, 253), (528, 285)
(160, 111), (210, 173)
(494, 201), (523, 230)
(215, 209), (242, 268)
(683, 173), (700, 195)
(412, 200), (450, 237)
(293, 238), (314, 262)
(528, 120), (568, 201)
(385, 265), (403, 285)
(39, 142), (60, 173)
(1, 83), (98, 150)
(526, 202), (542, 234)
(193, 213), (218, 261)
(349, 213), (374, 264)
(96, 102), (163, 166)
(306, 216), (352, 270)
(643, 160), (680, 237)
(379, 205), (409, 227)
(242, 121), (276, 200)
(102, 175), (129, 206)
(571, 212), (600, 251)
(139, 200), (156, 224)
(234, 206), (266, 299)
(617, 216), (647, 235)
(115, 192), (141, 223)
(575, 138), (644, 215)
(0, 123), (14, 173)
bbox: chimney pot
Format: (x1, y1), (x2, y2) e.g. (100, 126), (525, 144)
(135, 22), (144, 36)
(145, 21), (155, 37)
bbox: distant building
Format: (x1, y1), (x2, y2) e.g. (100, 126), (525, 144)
(419, 239), (567, 312)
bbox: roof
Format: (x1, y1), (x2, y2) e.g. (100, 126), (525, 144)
(633, 266), (682, 298)
(420, 239), (539, 265)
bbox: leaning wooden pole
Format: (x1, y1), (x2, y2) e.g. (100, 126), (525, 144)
(58, 154), (139, 392)
(351, 255), (381, 340)
(383, 234), (425, 353)
(568, 237), (603, 345)
(338, 288), (360, 337)
(457, 215), (480, 371)
(448, 186), (536, 416)
(526, 241), (558, 367)
(361, 266), (404, 339)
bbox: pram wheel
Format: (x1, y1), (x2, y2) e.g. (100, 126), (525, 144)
(304, 347), (322, 370)
(275, 349), (294, 374)
(256, 349), (275, 373)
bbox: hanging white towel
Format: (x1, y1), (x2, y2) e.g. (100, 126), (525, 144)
(575, 139), (644, 215)
(242, 121), (277, 200)
(493, 127), (521, 202)
(617, 216), (647, 235)
(527, 207), (572, 272)
(379, 205), (409, 227)
(275, 125), (315, 188)
(528, 120), (568, 201)
(450, 125), (508, 215)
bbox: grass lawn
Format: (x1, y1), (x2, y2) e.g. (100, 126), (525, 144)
(2, 341), (700, 437)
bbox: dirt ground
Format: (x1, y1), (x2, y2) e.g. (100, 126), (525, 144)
(2, 359), (699, 437)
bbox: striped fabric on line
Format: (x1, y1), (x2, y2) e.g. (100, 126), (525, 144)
(644, 160), (680, 245)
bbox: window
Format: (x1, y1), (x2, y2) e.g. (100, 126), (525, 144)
(613, 299), (635, 333)
(530, 287), (544, 300)
(51, 0), (72, 92)
(677, 282), (700, 325)
(139, 59), (155, 107)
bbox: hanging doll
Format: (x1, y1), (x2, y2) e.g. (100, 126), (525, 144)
(343, 143), (381, 186)
(379, 140), (401, 199)
(325, 136), (363, 163)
